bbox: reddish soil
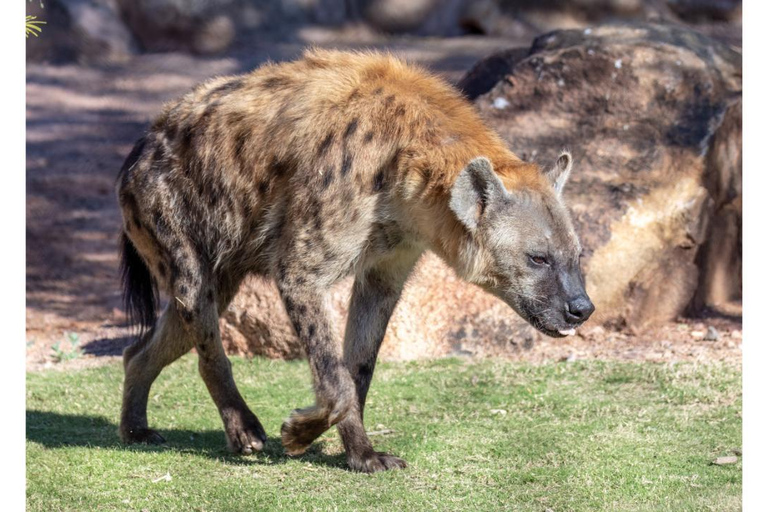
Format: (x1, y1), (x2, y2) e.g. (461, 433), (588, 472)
(26, 27), (741, 371)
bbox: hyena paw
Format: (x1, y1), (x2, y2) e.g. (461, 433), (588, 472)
(281, 406), (332, 456)
(348, 450), (407, 473)
(120, 426), (166, 445)
(223, 409), (267, 455)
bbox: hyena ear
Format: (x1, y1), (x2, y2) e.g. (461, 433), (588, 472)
(545, 151), (573, 196)
(449, 157), (507, 232)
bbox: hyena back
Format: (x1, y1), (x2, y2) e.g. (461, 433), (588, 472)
(116, 49), (593, 472)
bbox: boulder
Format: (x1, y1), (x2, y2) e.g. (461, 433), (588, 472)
(116, 0), (238, 55)
(26, 0), (138, 64)
(467, 22), (741, 329)
(356, 0), (740, 44)
(221, 22), (741, 359)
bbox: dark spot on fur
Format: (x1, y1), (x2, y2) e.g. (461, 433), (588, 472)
(152, 143), (166, 163)
(154, 211), (171, 238)
(179, 308), (194, 323)
(384, 95), (395, 107)
(258, 180), (269, 195)
(262, 76), (292, 90)
(271, 158), (292, 178)
(228, 111), (246, 126)
(394, 105), (406, 117)
(207, 289), (214, 303)
(178, 284), (188, 295)
(373, 87), (383, 96)
(198, 103), (219, 131)
(240, 200), (254, 220)
(234, 129), (250, 161)
(120, 191), (138, 211)
(266, 215), (284, 245)
(344, 118), (359, 139)
(318, 132), (334, 156)
(308, 324), (316, 337)
(309, 197), (322, 215)
(349, 88), (361, 101)
(364, 131), (374, 144)
(373, 170), (386, 192)
(297, 304), (307, 316)
(179, 125), (195, 165)
(316, 354), (339, 385)
(208, 182), (222, 208)
(164, 123), (177, 141)
(341, 153), (353, 176)
(204, 79), (244, 102)
(168, 259), (180, 279)
(322, 166), (334, 189)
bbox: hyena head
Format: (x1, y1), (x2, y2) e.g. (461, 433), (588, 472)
(449, 153), (594, 337)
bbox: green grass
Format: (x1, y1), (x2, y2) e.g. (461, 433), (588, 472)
(27, 357), (741, 511)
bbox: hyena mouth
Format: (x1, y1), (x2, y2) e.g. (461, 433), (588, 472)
(516, 303), (576, 339)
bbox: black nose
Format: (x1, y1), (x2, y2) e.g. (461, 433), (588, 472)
(565, 296), (595, 324)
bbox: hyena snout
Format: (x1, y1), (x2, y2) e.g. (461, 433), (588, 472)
(564, 294), (595, 325)
(557, 268), (594, 327)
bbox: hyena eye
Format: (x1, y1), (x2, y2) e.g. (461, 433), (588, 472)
(529, 255), (550, 266)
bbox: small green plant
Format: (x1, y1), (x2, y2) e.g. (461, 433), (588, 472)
(50, 332), (82, 363)
(26, 15), (46, 38)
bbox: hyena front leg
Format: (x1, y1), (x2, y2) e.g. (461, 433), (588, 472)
(191, 276), (268, 455)
(278, 281), (358, 456)
(336, 251), (421, 472)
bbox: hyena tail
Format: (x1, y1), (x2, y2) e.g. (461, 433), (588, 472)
(119, 232), (158, 334)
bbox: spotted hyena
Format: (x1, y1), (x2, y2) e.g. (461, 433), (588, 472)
(116, 49), (594, 472)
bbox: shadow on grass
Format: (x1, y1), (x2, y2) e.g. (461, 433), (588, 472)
(26, 410), (348, 469)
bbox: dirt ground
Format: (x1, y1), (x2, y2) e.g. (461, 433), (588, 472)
(26, 27), (741, 372)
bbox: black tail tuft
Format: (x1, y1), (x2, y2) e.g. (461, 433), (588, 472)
(119, 232), (158, 335)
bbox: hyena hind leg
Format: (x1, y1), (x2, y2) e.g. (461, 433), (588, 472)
(120, 304), (195, 444)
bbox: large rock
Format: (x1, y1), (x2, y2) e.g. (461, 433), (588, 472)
(464, 22), (741, 329)
(354, 0), (740, 41)
(116, 0), (239, 55)
(221, 22), (741, 359)
(26, 0), (138, 64)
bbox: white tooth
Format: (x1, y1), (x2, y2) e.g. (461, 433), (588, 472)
(558, 328), (576, 336)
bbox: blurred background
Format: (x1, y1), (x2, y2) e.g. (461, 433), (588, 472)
(26, 0), (742, 369)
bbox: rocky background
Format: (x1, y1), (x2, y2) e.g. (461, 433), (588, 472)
(26, 0), (742, 368)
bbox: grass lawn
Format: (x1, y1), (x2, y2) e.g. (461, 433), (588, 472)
(27, 356), (741, 511)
